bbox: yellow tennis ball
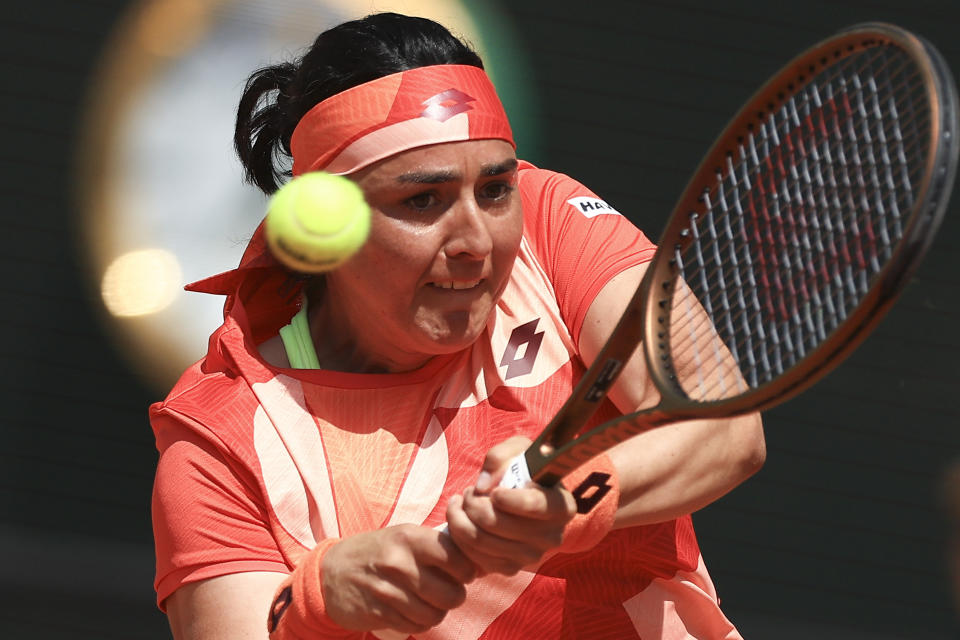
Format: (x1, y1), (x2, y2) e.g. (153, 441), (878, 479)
(265, 172), (371, 273)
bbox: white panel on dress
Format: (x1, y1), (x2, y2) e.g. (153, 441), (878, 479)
(252, 375), (339, 547)
(372, 570), (537, 640)
(384, 415), (448, 527)
(622, 554), (743, 640)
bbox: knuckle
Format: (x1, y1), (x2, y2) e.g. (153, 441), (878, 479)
(523, 546), (546, 566)
(415, 605), (448, 629)
(380, 545), (407, 569)
(429, 609), (449, 628)
(461, 562), (479, 583)
(393, 523), (419, 543)
(464, 502), (496, 529)
(435, 583), (468, 610)
(546, 527), (565, 548)
(487, 551), (528, 576)
(394, 616), (432, 635)
(450, 583), (469, 607)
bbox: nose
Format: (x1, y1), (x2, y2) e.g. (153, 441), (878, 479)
(443, 197), (494, 259)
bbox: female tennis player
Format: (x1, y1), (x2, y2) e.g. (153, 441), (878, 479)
(150, 12), (765, 639)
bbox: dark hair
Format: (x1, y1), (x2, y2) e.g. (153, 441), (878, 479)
(234, 12), (484, 194)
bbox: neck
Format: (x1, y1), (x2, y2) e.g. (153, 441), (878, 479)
(306, 287), (431, 374)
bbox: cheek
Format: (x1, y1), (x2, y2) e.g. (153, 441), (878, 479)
(358, 216), (432, 271)
(493, 205), (525, 264)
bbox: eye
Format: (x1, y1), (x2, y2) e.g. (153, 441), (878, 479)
(480, 181), (515, 202)
(405, 191), (439, 211)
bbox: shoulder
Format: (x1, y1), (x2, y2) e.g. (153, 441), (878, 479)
(150, 354), (263, 457)
(517, 160), (623, 226)
(516, 161), (579, 202)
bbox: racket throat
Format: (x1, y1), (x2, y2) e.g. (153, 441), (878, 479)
(526, 408), (677, 486)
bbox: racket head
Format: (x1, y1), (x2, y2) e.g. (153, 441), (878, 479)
(643, 22), (959, 416)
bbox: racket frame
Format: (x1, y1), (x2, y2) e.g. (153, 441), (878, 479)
(522, 23), (958, 487)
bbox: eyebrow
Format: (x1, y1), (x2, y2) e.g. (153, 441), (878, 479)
(481, 158), (519, 177)
(394, 158), (519, 184)
(396, 169), (457, 185)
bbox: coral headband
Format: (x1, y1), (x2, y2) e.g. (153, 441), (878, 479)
(290, 65), (515, 176)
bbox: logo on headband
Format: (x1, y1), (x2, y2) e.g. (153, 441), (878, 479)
(421, 89), (475, 122)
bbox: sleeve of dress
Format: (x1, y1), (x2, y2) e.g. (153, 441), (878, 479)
(517, 165), (657, 345)
(151, 409), (289, 611)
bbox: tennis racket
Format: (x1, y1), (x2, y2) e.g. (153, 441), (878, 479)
(500, 22), (959, 493)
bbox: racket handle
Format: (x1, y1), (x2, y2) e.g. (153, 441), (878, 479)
(436, 454), (534, 535)
(498, 453), (533, 489)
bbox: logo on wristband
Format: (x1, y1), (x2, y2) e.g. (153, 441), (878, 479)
(571, 471), (613, 514)
(268, 586), (293, 632)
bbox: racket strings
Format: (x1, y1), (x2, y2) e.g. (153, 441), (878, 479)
(689, 64), (925, 319)
(666, 44), (932, 402)
(687, 52), (927, 287)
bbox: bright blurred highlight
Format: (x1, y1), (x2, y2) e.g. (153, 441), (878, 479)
(101, 248), (183, 317)
(135, 0), (209, 58)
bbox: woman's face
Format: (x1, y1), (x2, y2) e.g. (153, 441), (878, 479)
(318, 139), (523, 373)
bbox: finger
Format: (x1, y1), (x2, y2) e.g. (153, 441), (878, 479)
(462, 492), (564, 547)
(489, 484), (577, 523)
(445, 494), (486, 561)
(460, 488), (560, 546)
(372, 538), (470, 622)
(477, 436), (533, 491)
(432, 520), (479, 584)
(409, 565), (469, 611)
(446, 517), (545, 575)
(368, 581), (450, 633)
(481, 436), (532, 471)
(446, 494), (515, 571)
(395, 517), (476, 584)
(375, 561), (467, 616)
(462, 485), (573, 531)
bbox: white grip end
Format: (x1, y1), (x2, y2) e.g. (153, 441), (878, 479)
(499, 453), (532, 489)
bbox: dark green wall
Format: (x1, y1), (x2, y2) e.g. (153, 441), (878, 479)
(1, 1), (957, 637)
(506, 3), (960, 636)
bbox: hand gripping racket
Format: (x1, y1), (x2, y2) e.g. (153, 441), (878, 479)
(500, 22), (959, 493)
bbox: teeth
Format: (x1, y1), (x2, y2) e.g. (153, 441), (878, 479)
(433, 281), (481, 290)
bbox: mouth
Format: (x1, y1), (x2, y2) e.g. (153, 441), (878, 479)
(428, 279), (484, 291)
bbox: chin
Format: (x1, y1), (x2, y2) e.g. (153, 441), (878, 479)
(420, 313), (489, 352)
(426, 330), (483, 354)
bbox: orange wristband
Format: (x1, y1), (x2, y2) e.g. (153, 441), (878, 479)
(558, 453), (620, 554)
(267, 538), (353, 639)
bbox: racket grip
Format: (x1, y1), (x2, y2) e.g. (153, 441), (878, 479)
(498, 453), (533, 489)
(436, 454), (533, 536)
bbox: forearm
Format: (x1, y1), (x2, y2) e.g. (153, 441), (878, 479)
(608, 412), (764, 528)
(166, 572), (289, 640)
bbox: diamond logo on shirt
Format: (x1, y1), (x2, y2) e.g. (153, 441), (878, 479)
(500, 318), (545, 380)
(421, 88), (476, 122)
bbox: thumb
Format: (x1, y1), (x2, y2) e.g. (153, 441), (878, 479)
(476, 435), (532, 492)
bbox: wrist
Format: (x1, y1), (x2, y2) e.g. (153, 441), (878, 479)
(268, 538), (352, 639)
(558, 453), (620, 554)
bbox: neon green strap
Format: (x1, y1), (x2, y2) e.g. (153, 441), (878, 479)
(278, 297), (321, 369)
